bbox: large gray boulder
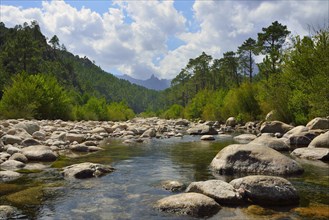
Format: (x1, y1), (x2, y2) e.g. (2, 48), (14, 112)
(291, 148), (329, 161)
(260, 121), (293, 134)
(21, 145), (57, 162)
(308, 131), (329, 148)
(230, 175), (299, 206)
(185, 180), (244, 205)
(210, 144), (303, 175)
(187, 124), (218, 135)
(154, 192), (220, 218)
(0, 170), (21, 182)
(306, 117), (329, 130)
(1, 135), (22, 145)
(250, 135), (290, 151)
(14, 121), (40, 135)
(62, 162), (115, 179)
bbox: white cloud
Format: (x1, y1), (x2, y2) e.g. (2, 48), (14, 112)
(0, 0), (327, 80)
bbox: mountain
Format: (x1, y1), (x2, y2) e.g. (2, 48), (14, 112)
(117, 74), (171, 91)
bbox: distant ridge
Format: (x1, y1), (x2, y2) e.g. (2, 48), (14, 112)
(117, 74), (171, 91)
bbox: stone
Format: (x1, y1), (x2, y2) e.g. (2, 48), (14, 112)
(9, 153), (28, 163)
(70, 144), (89, 152)
(200, 135), (215, 141)
(187, 124), (218, 135)
(285, 132), (317, 148)
(174, 119), (189, 126)
(66, 133), (86, 143)
(260, 121), (293, 134)
(233, 134), (257, 144)
(21, 145), (57, 162)
(308, 131), (329, 148)
(62, 162), (115, 179)
(306, 117), (329, 130)
(226, 117), (237, 127)
(291, 148), (329, 161)
(140, 128), (156, 138)
(162, 180), (186, 192)
(0, 170), (21, 182)
(91, 127), (106, 134)
(14, 121), (40, 135)
(186, 180), (244, 205)
(230, 175), (299, 206)
(154, 192), (221, 218)
(32, 131), (46, 140)
(7, 146), (22, 155)
(0, 160), (25, 170)
(250, 135), (290, 151)
(1, 135), (22, 145)
(21, 138), (41, 147)
(0, 205), (19, 219)
(210, 144), (303, 175)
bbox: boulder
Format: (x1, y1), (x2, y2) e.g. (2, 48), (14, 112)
(140, 128), (156, 138)
(7, 146), (22, 155)
(66, 133), (86, 143)
(21, 138), (41, 147)
(9, 153), (28, 163)
(1, 135), (22, 145)
(187, 125), (218, 135)
(14, 121), (40, 135)
(0, 160), (25, 170)
(233, 134), (257, 144)
(0, 170), (21, 182)
(306, 117), (329, 130)
(0, 205), (19, 219)
(291, 148), (329, 161)
(250, 135), (290, 151)
(260, 121), (293, 134)
(174, 119), (189, 126)
(308, 131), (329, 148)
(154, 192), (221, 218)
(32, 131), (46, 140)
(162, 180), (186, 192)
(200, 135), (215, 141)
(229, 175), (299, 206)
(284, 132), (317, 148)
(210, 144), (303, 175)
(21, 145), (57, 162)
(226, 117), (237, 127)
(91, 127), (106, 134)
(185, 180), (243, 205)
(62, 162), (115, 179)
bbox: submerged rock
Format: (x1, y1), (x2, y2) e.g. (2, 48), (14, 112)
(230, 175), (299, 206)
(161, 180), (186, 192)
(210, 144), (303, 175)
(154, 192), (221, 218)
(185, 180), (244, 205)
(62, 162), (115, 179)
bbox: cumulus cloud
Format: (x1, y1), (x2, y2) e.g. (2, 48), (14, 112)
(0, 0), (327, 79)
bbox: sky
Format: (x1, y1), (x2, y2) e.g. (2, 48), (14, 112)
(1, 0), (328, 80)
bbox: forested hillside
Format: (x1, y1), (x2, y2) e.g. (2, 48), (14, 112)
(0, 21), (163, 120)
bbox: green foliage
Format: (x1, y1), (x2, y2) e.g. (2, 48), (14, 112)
(108, 102), (135, 121)
(0, 73), (72, 120)
(162, 104), (185, 119)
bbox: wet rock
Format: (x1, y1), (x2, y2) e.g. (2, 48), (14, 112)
(293, 204), (329, 219)
(66, 133), (86, 143)
(291, 148), (329, 161)
(210, 144), (303, 175)
(200, 135), (215, 141)
(187, 124), (218, 135)
(9, 153), (28, 163)
(260, 121), (293, 134)
(186, 180), (244, 205)
(1, 135), (22, 145)
(154, 192), (221, 218)
(0, 205), (19, 219)
(306, 117), (329, 130)
(308, 131), (329, 148)
(233, 134), (257, 144)
(62, 162), (115, 179)
(0, 160), (25, 170)
(162, 180), (186, 192)
(0, 170), (21, 182)
(21, 145), (57, 162)
(6, 186), (44, 205)
(230, 175), (299, 206)
(14, 121), (40, 135)
(250, 135), (290, 151)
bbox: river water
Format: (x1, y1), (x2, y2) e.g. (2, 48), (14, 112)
(1, 135), (329, 219)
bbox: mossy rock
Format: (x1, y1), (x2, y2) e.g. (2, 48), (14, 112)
(16, 169), (42, 174)
(294, 204), (329, 219)
(246, 205), (275, 216)
(6, 186), (44, 206)
(0, 183), (24, 196)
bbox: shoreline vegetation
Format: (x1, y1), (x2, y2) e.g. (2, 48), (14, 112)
(0, 21), (328, 124)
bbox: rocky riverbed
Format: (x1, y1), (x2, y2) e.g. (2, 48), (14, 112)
(0, 116), (329, 219)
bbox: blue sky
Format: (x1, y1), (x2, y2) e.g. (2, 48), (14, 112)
(1, 0), (328, 79)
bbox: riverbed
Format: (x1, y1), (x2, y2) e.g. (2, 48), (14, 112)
(1, 135), (329, 219)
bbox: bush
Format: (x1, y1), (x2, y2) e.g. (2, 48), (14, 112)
(108, 102), (135, 121)
(0, 73), (72, 120)
(162, 104), (185, 119)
